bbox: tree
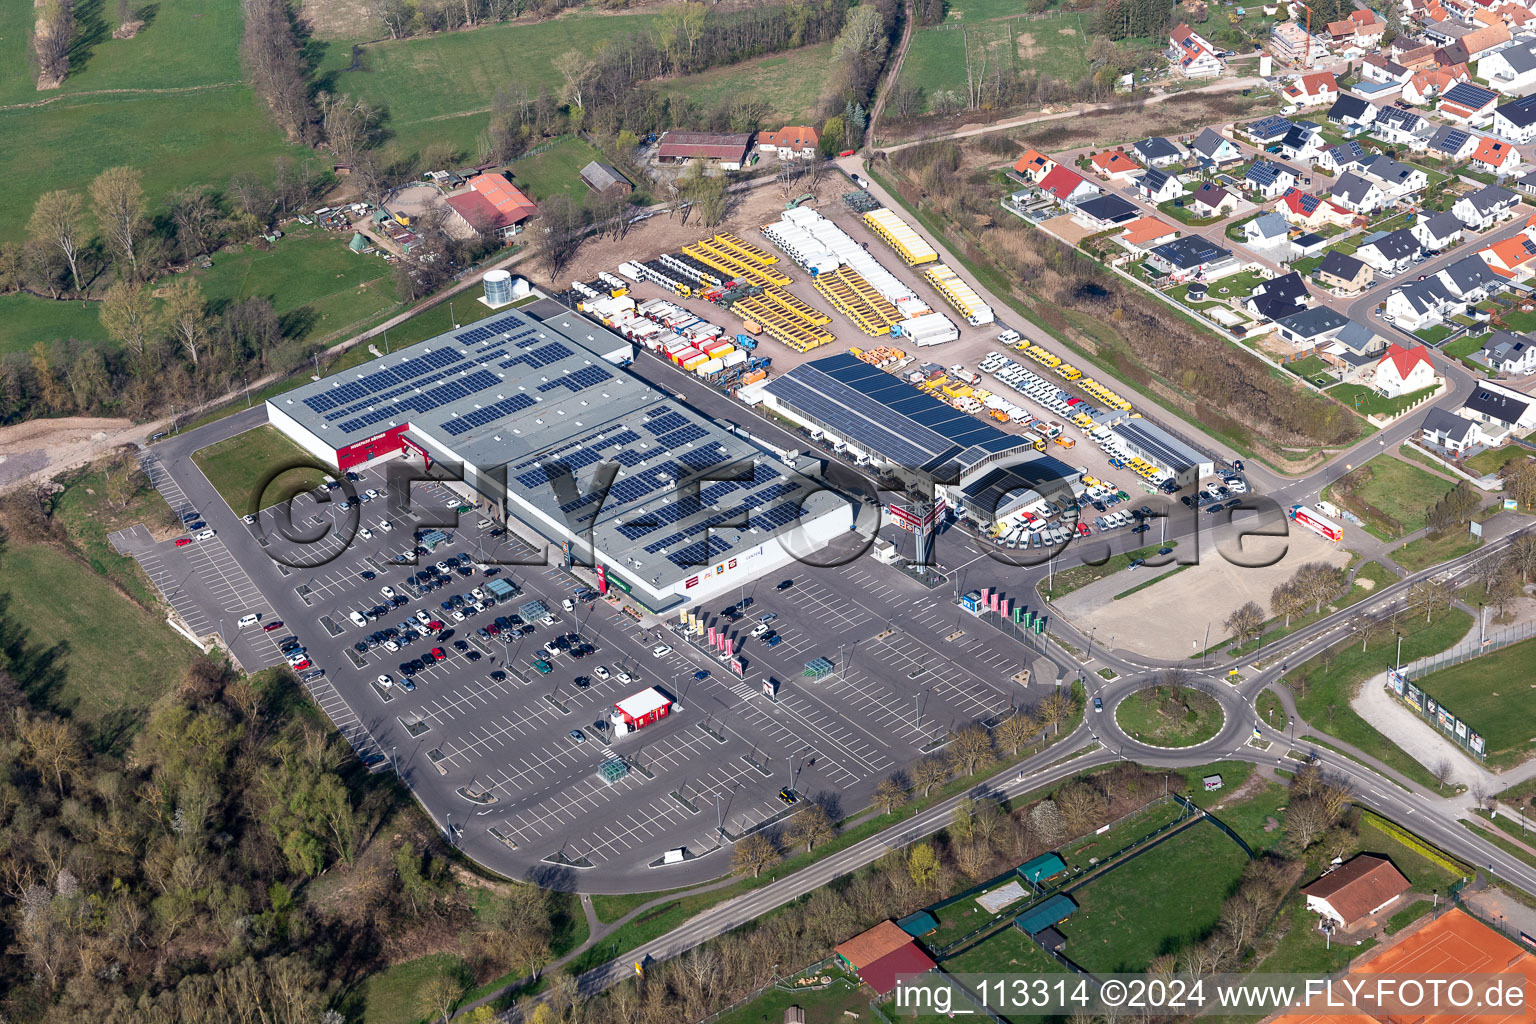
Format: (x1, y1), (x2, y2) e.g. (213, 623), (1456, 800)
(416, 966), (465, 1024)
(949, 723), (994, 775)
(874, 777), (908, 815)
(99, 279), (162, 363)
(788, 803), (834, 852)
(103, 454), (142, 510)
(995, 712), (1038, 755)
(1501, 459), (1536, 515)
(168, 186), (223, 261)
(163, 277), (209, 367)
(1029, 799), (1065, 845)
(731, 833), (779, 878)
(531, 194), (585, 279)
(907, 841), (941, 889)
(89, 166), (146, 278)
(1037, 689), (1077, 735)
(1426, 481), (1481, 534)
(558, 48), (597, 110)
(1411, 578), (1452, 623)
(33, 0), (73, 85)
(912, 754), (951, 796)
(1225, 601), (1265, 645)
(28, 190), (88, 296)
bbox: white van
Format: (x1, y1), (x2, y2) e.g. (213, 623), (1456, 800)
(349, 610), (368, 627)
(236, 613), (260, 629)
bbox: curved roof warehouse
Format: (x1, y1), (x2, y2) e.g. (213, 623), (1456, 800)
(265, 300), (849, 611)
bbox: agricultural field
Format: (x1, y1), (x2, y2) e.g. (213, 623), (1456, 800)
(0, 2), (307, 243)
(313, 12), (657, 158)
(900, 12), (1095, 112)
(1413, 637), (1536, 768)
(652, 42), (840, 127)
(508, 137), (611, 206)
(1062, 821), (1249, 973)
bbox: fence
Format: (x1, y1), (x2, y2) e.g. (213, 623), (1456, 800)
(691, 957), (839, 1024)
(1173, 793), (1254, 860)
(1400, 620), (1535, 677)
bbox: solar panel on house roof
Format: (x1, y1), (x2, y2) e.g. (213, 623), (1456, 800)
(1444, 82), (1497, 109)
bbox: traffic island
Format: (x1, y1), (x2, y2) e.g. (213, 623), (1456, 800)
(1114, 684), (1225, 748)
(457, 786), (497, 805)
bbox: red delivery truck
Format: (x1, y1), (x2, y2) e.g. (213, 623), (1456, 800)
(1288, 504), (1343, 542)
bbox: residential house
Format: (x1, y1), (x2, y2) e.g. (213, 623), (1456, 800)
(1189, 182), (1238, 217)
(1419, 406), (1480, 453)
(1132, 137), (1184, 169)
(1440, 252), (1505, 300)
(1477, 231), (1536, 278)
(1492, 93), (1536, 143)
(1281, 123), (1328, 164)
(1328, 9), (1387, 50)
(1393, 38), (1440, 70)
(1412, 210), (1465, 251)
(1356, 228), (1424, 273)
(1515, 168), (1536, 196)
(1385, 274), (1458, 328)
(1090, 150), (1143, 181)
(758, 126), (821, 160)
(1072, 194), (1141, 230)
(578, 160), (632, 195)
(1169, 23), (1225, 78)
(1360, 155), (1428, 199)
(1330, 171), (1392, 213)
(1327, 93), (1377, 129)
(1322, 319), (1391, 377)
(1278, 186), (1356, 229)
(1145, 236), (1239, 282)
(1454, 183), (1522, 228)
(1247, 114), (1294, 145)
(1462, 381), (1536, 436)
(1245, 270), (1312, 321)
(1317, 249), (1375, 294)
(1271, 20), (1330, 66)
(1480, 330), (1536, 373)
(1275, 305), (1351, 348)
(1423, 124), (1479, 162)
(1371, 106), (1432, 148)
(1244, 160), (1300, 199)
(1038, 165), (1101, 204)
(1360, 53), (1414, 86)
(1242, 210), (1292, 245)
(1013, 149), (1058, 183)
(1439, 81), (1501, 125)
(1190, 128), (1243, 166)
(1119, 216), (1181, 250)
(1477, 36), (1536, 93)
(1472, 135), (1522, 176)
(1375, 343), (1438, 397)
(1402, 64), (1469, 105)
(1302, 856), (1413, 929)
(1284, 72), (1341, 106)
(1317, 139), (1370, 175)
(1292, 231), (1328, 257)
(1459, 21), (1513, 61)
(655, 131), (755, 169)
(1136, 168), (1185, 204)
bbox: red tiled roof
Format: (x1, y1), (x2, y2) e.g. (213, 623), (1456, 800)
(657, 131), (755, 163)
(1473, 136), (1514, 166)
(835, 921), (913, 969)
(760, 126), (820, 150)
(1379, 343), (1435, 382)
(1013, 149), (1055, 176)
(856, 944), (937, 996)
(1121, 216), (1179, 245)
(1302, 854), (1412, 924)
(1091, 151), (1141, 174)
(468, 173), (538, 224)
(444, 189), (512, 230)
(1039, 164), (1089, 199)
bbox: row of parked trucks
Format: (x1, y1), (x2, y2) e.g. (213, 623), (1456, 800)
(578, 292), (772, 387)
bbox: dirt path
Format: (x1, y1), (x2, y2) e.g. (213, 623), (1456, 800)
(0, 81), (240, 113)
(0, 416), (144, 489)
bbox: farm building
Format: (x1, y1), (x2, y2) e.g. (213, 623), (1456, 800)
(656, 131), (755, 169)
(1014, 894), (1078, 935)
(580, 161), (633, 195)
(443, 173), (538, 241)
(758, 126), (821, 160)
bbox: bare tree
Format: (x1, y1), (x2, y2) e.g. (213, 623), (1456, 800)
(28, 190), (88, 296)
(912, 755), (951, 797)
(89, 166), (146, 279)
(1225, 601), (1265, 645)
(163, 277), (208, 368)
(32, 0), (73, 86)
(730, 833), (779, 878)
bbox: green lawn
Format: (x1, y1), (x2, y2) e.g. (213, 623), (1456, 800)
(1498, 308), (1536, 333)
(1384, 900), (1433, 934)
(1330, 454), (1457, 538)
(314, 12), (659, 158)
(1235, 561), (1397, 656)
(1283, 608), (1473, 793)
(1443, 333), (1490, 370)
(361, 953), (469, 1024)
(652, 43), (839, 128)
(1326, 383), (1438, 420)
(192, 425), (332, 515)
(1395, 531), (1482, 573)
(1463, 446), (1520, 476)
(1038, 541), (1177, 601)
(1157, 198), (1224, 226)
(1357, 815), (1468, 891)
(942, 920), (1072, 975)
(52, 463), (176, 608)
(1255, 897), (1372, 975)
(507, 137), (609, 207)
(0, 542), (192, 729)
(1064, 821), (1249, 973)
(1412, 637), (1536, 768)
(1413, 324), (1457, 345)
(1287, 354), (1331, 380)
(1114, 685), (1224, 747)
(900, 13), (1093, 112)
(0, 293), (115, 356)
(708, 976), (876, 1024)
(1058, 798), (1184, 873)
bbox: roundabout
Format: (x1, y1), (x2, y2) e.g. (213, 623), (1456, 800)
(1114, 682), (1226, 748)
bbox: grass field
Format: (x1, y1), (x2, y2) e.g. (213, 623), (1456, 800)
(709, 977), (873, 1024)
(1463, 446), (1521, 476)
(314, 12), (657, 158)
(1395, 530), (1482, 573)
(507, 136), (608, 206)
(192, 425), (332, 514)
(1284, 607), (1472, 793)
(52, 463), (176, 608)
(0, 293), (115, 355)
(942, 919), (1071, 975)
(900, 12), (1093, 112)
(1332, 454), (1457, 539)
(1413, 637), (1536, 768)
(1326, 383), (1438, 419)
(1059, 798), (1184, 873)
(1234, 560), (1396, 657)
(1115, 686), (1224, 747)
(652, 42), (839, 127)
(1064, 821), (1249, 973)
(0, 541), (192, 729)
(360, 953), (467, 1024)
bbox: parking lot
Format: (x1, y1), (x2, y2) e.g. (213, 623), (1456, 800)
(127, 421), (1069, 888)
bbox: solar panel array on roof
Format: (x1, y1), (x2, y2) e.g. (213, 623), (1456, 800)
(1112, 420), (1205, 472)
(764, 353), (1029, 477)
(1443, 81), (1497, 109)
(1436, 128), (1471, 153)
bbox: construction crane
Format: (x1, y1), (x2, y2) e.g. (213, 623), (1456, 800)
(1293, 0), (1315, 68)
